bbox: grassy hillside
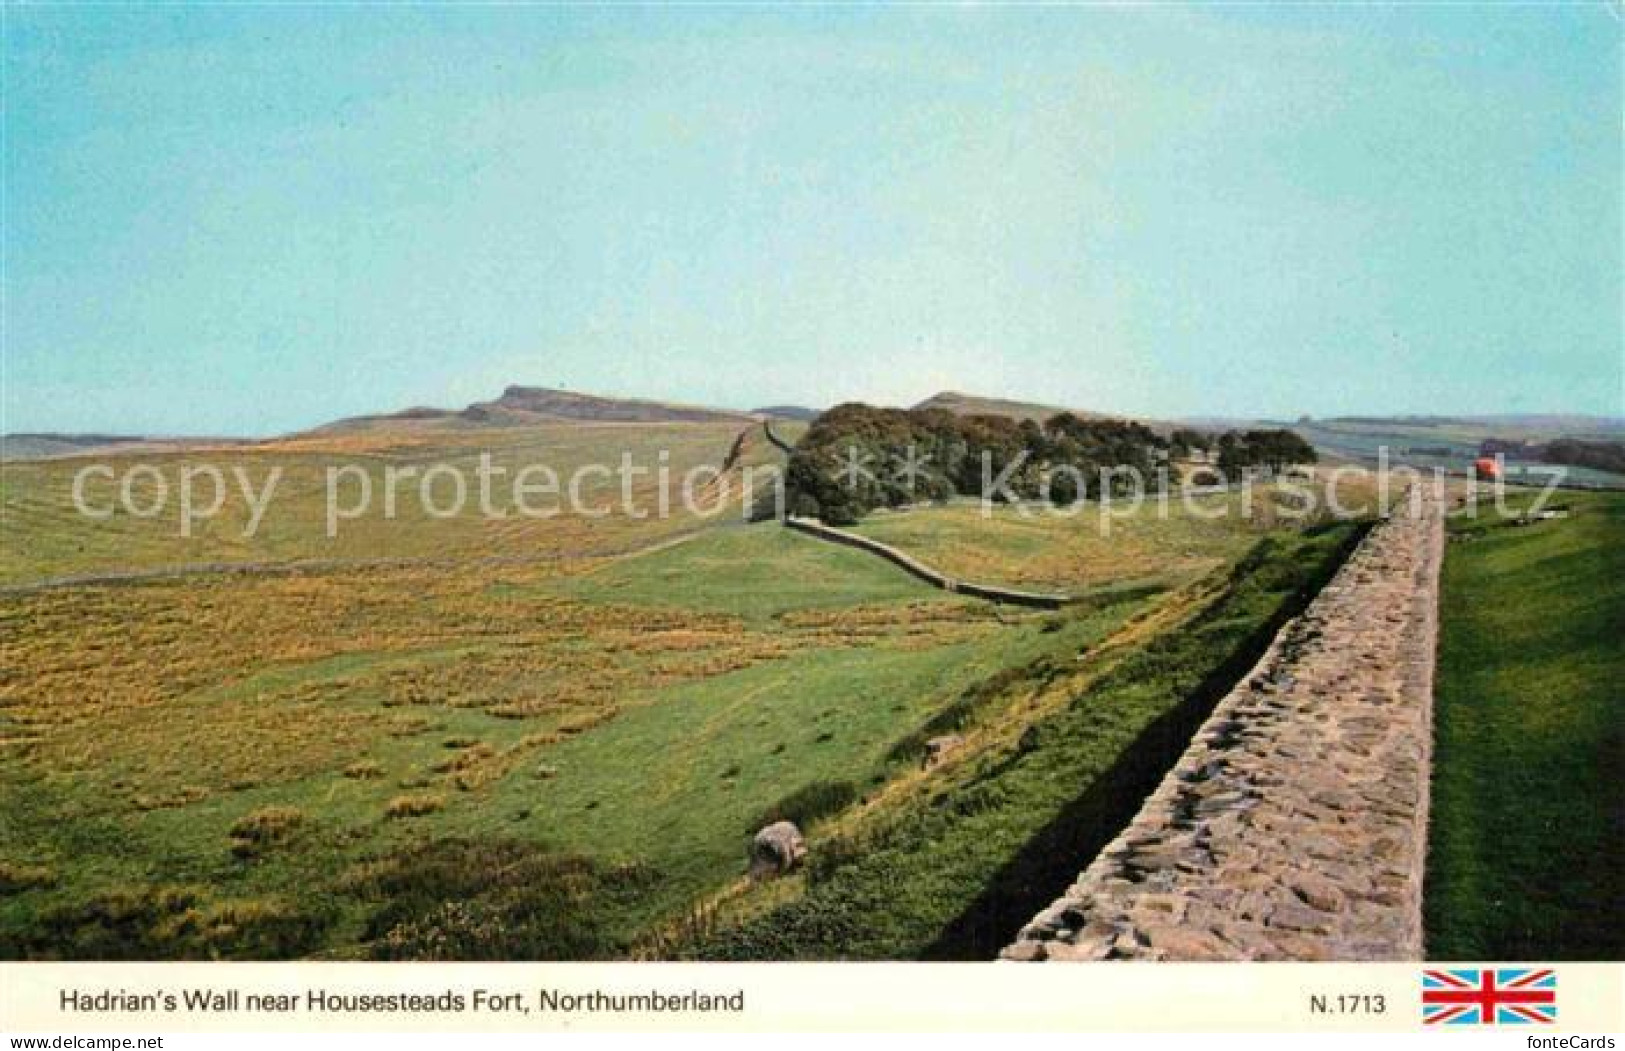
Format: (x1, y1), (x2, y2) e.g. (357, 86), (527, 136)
(0, 421), (771, 585)
(1, 408), (1391, 961)
(694, 522), (1365, 959)
(1426, 490), (1625, 959)
(0, 523), (1148, 958)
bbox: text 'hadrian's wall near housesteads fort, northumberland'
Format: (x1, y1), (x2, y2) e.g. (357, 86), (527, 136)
(1004, 491), (1445, 961)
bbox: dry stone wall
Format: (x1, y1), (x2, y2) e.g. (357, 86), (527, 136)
(783, 517), (1068, 609)
(1003, 494), (1445, 961)
(761, 420), (797, 455)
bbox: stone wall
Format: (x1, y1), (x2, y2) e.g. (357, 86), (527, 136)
(783, 516), (1069, 610)
(1003, 494), (1444, 960)
(761, 420), (797, 456)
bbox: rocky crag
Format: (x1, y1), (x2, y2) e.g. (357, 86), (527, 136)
(1003, 493), (1444, 960)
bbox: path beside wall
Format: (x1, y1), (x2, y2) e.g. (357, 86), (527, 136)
(1003, 493), (1445, 960)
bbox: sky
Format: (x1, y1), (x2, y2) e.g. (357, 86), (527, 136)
(3, 4), (1621, 436)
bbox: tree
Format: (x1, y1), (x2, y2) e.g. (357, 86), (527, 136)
(1212, 428), (1316, 478)
(1169, 427), (1211, 458)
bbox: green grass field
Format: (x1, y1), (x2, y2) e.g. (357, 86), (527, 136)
(545, 525), (934, 623)
(1426, 489), (1625, 959)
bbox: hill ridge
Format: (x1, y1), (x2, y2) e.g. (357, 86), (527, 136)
(312, 385), (756, 434)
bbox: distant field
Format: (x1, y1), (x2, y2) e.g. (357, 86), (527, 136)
(845, 476), (1380, 596)
(0, 421), (787, 586)
(1297, 419), (1625, 486)
(1427, 489), (1625, 959)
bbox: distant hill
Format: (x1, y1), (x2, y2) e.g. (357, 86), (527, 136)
(752, 405), (821, 422)
(912, 391), (1091, 424)
(463, 386), (751, 425)
(909, 391), (1178, 433)
(315, 385), (754, 434)
(1293, 414), (1625, 484)
(0, 433), (251, 463)
(1320, 414), (1625, 439)
(2, 434), (146, 462)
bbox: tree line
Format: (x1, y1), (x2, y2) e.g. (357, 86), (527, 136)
(783, 404), (1316, 524)
(1481, 437), (1625, 477)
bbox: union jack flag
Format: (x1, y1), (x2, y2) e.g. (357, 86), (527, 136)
(1423, 968), (1557, 1025)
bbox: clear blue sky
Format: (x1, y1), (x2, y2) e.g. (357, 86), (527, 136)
(4, 4), (1620, 436)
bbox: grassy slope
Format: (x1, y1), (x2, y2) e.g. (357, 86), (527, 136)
(469, 527), (1139, 936)
(0, 525), (1138, 958)
(1427, 490), (1625, 959)
(695, 522), (1365, 960)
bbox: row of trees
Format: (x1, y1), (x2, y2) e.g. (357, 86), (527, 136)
(1480, 438), (1625, 476)
(1540, 439), (1625, 475)
(1214, 429), (1320, 475)
(783, 405), (1316, 524)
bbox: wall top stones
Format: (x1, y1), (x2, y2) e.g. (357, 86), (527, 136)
(1003, 496), (1445, 961)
